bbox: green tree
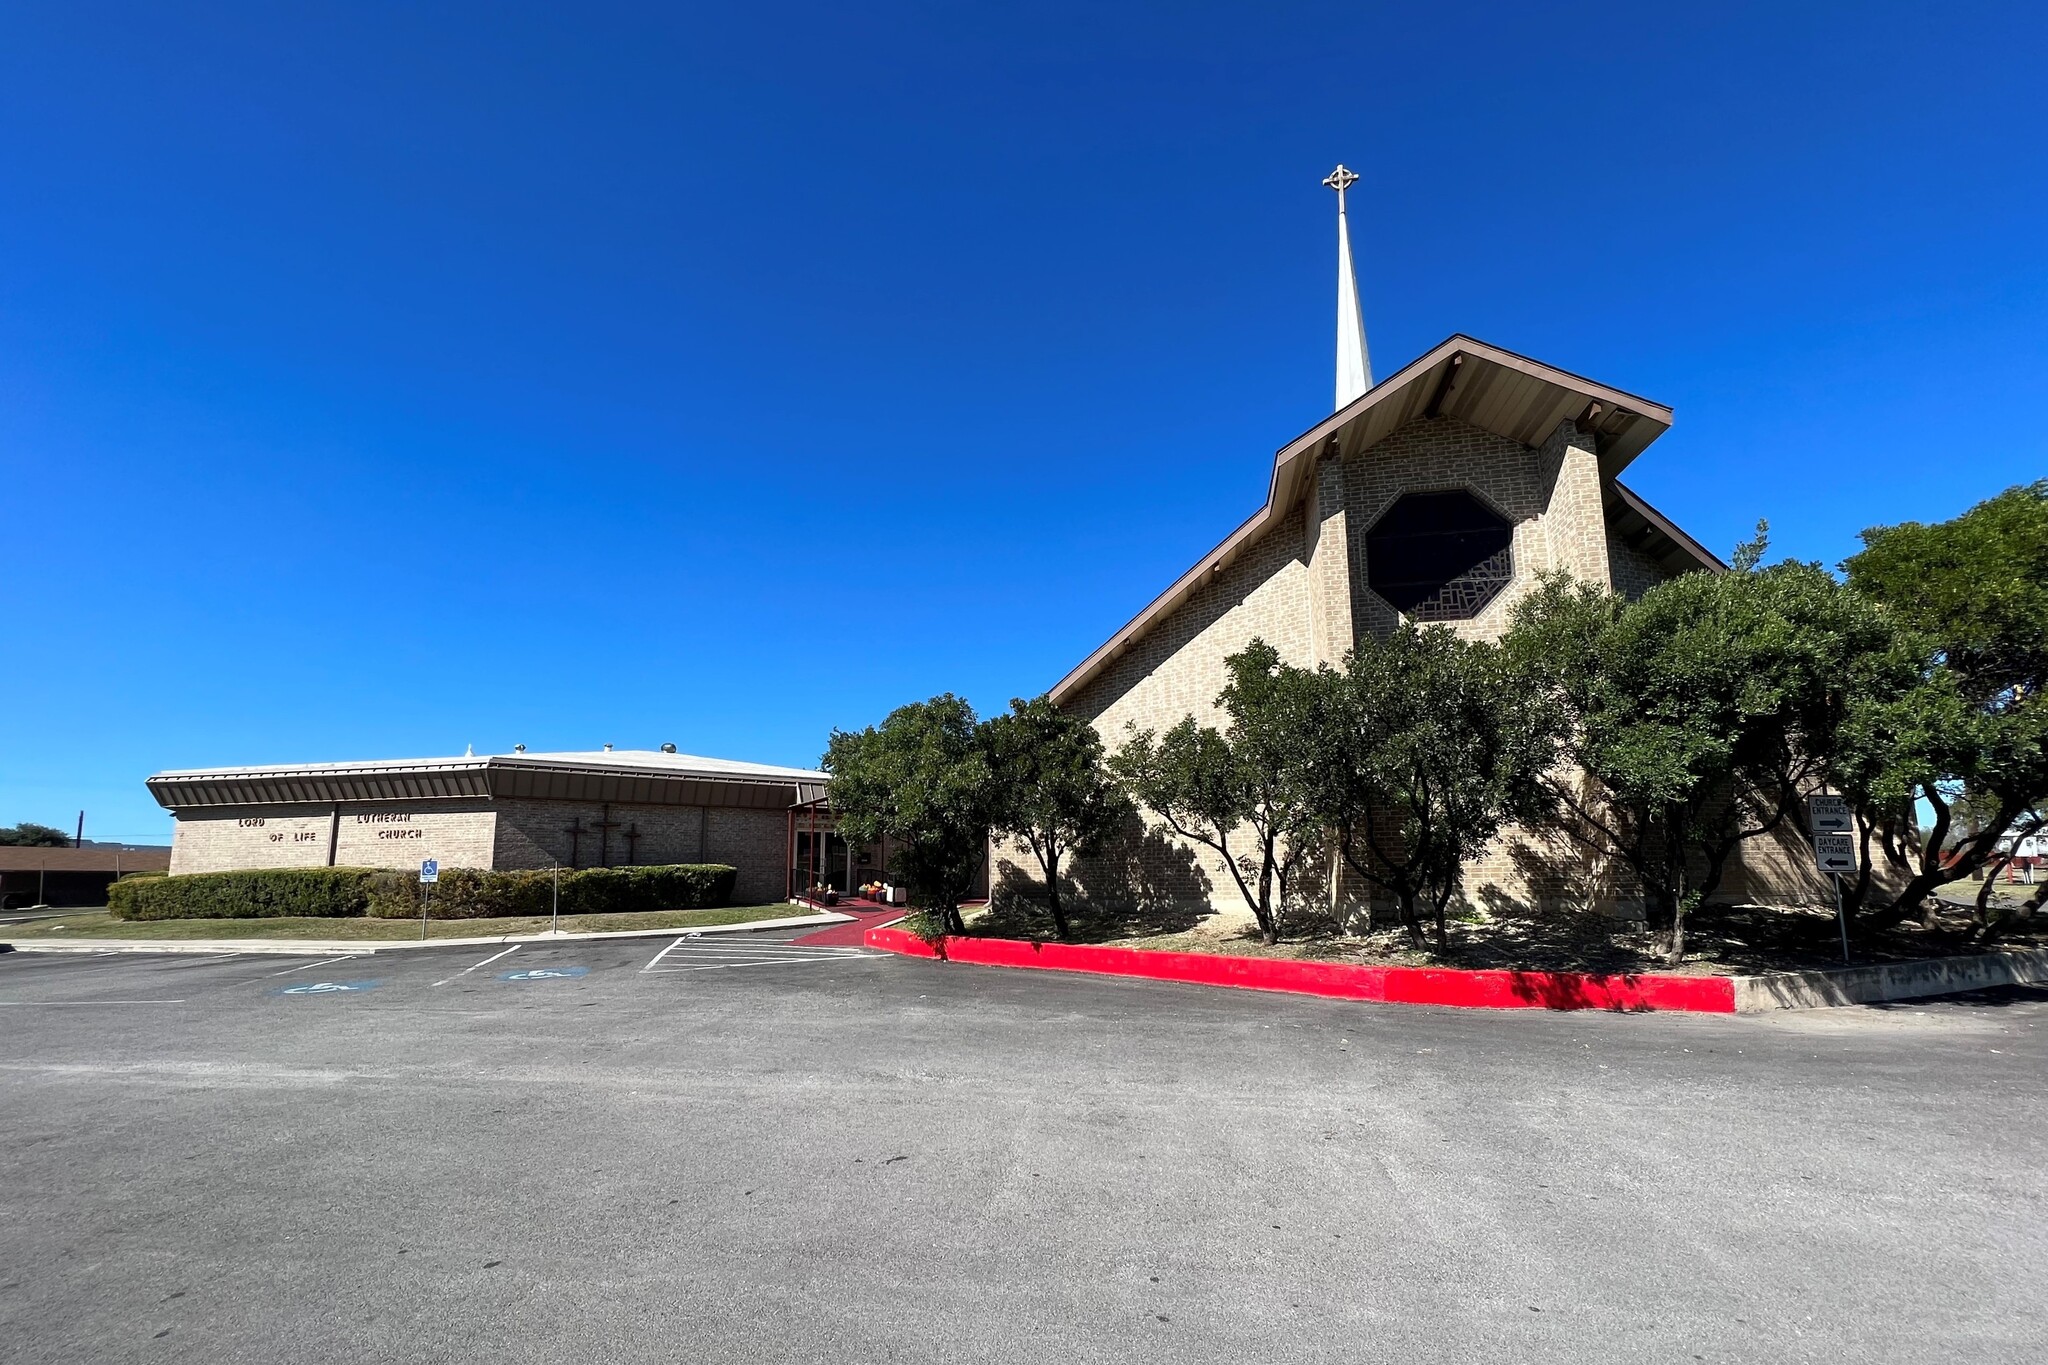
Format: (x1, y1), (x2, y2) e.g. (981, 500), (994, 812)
(984, 695), (1130, 939)
(1504, 563), (1893, 960)
(1111, 640), (1321, 945)
(1298, 625), (1552, 950)
(1841, 482), (2048, 926)
(0, 822), (73, 847)
(823, 694), (998, 935)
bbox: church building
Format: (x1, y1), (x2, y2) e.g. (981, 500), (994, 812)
(994, 166), (1827, 922)
(150, 747), (826, 907)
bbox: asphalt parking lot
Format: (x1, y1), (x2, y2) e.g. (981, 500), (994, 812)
(3, 931), (2045, 1365)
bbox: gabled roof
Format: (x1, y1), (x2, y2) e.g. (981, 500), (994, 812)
(1048, 336), (1678, 705)
(147, 750), (827, 812)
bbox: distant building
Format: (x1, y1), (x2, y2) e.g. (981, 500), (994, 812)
(0, 844), (170, 909)
(147, 749), (827, 907)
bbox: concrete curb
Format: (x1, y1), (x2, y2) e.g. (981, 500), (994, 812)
(1730, 947), (2048, 1011)
(1, 911), (853, 958)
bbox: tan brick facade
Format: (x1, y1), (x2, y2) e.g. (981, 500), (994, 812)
(171, 798), (796, 905)
(170, 801), (499, 876)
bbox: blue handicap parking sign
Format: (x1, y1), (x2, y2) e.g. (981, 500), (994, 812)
(500, 966), (589, 981)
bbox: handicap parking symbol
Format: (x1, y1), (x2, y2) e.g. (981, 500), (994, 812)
(275, 980), (380, 997)
(500, 966), (589, 981)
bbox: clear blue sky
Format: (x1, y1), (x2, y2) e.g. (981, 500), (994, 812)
(3, 1), (2043, 843)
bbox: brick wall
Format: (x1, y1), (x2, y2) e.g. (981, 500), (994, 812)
(493, 800), (792, 905)
(1345, 415), (1606, 644)
(170, 801), (499, 875)
(1068, 503), (1314, 737)
(1607, 532), (1670, 600)
(173, 797), (794, 905)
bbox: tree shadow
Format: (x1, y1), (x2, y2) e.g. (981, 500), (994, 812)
(1860, 983), (2048, 1010)
(980, 813), (1216, 943)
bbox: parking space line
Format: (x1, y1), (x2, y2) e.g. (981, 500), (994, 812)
(431, 944), (522, 987)
(660, 946), (870, 956)
(641, 936), (688, 972)
(268, 955), (362, 977)
(0, 999), (189, 1006)
(650, 960), (859, 973)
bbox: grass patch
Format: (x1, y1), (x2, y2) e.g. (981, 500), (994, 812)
(2, 904), (801, 942)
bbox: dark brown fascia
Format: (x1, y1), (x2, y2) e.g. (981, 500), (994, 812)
(1609, 479), (1728, 574)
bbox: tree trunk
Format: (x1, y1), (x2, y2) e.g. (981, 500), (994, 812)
(1257, 854), (1277, 945)
(1397, 888), (1426, 948)
(1043, 844), (1070, 940)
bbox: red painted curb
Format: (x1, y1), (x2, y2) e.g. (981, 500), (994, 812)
(862, 927), (1736, 1013)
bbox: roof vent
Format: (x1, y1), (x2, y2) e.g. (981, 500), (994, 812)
(660, 742), (677, 753)
(603, 743), (613, 752)
(513, 743), (526, 753)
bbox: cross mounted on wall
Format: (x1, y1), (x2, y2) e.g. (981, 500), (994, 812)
(593, 804), (622, 868)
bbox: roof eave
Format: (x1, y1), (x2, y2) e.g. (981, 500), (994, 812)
(1049, 336), (1676, 707)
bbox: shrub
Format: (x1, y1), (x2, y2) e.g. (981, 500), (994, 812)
(364, 867), (556, 919)
(364, 863), (737, 919)
(108, 868), (374, 921)
(560, 864), (737, 916)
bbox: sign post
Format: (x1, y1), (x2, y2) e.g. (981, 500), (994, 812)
(550, 862), (561, 936)
(1809, 801), (1855, 964)
(419, 859), (439, 941)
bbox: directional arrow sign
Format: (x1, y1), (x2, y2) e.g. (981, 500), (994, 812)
(1808, 795), (1852, 835)
(1813, 832), (1857, 874)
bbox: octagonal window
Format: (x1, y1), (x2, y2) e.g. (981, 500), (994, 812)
(1365, 489), (1514, 622)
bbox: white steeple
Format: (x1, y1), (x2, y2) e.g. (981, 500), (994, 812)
(1325, 164), (1372, 408)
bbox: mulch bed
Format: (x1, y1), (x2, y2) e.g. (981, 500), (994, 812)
(959, 892), (2044, 978)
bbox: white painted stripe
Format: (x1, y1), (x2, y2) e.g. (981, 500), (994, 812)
(431, 944), (522, 987)
(167, 952), (243, 967)
(655, 944), (858, 956)
(268, 955), (360, 977)
(641, 936), (688, 973)
(0, 1000), (189, 1006)
(657, 952), (871, 964)
(649, 957), (870, 973)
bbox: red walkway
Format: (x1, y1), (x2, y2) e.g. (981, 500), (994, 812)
(789, 897), (905, 946)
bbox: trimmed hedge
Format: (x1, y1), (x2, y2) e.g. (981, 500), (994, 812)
(108, 868), (373, 921)
(106, 863), (739, 922)
(365, 863), (739, 920)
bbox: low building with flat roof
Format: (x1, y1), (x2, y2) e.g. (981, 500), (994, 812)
(0, 844), (172, 909)
(147, 747), (827, 907)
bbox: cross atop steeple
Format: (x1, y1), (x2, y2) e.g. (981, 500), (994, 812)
(1325, 163), (1373, 409)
